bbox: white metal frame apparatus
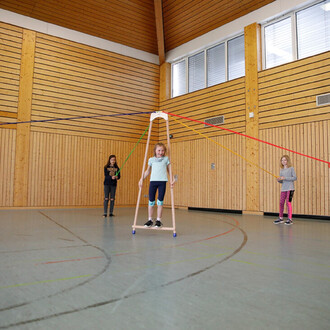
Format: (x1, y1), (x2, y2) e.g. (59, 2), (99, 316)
(132, 111), (177, 237)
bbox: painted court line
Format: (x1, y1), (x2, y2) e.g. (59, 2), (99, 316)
(0, 275), (91, 289)
(36, 256), (103, 265)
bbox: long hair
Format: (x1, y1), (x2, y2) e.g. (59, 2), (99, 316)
(105, 155), (118, 168)
(153, 143), (167, 156)
(280, 155), (292, 169)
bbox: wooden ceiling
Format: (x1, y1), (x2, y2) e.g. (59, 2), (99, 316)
(0, 0), (275, 56)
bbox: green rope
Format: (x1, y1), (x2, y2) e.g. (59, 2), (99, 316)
(115, 124), (150, 176)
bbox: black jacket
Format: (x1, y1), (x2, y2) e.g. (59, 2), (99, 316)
(104, 165), (120, 186)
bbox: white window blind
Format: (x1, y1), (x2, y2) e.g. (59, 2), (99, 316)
(172, 60), (186, 97)
(228, 35), (245, 80)
(296, 0), (330, 59)
(188, 51), (205, 93)
(264, 17), (293, 69)
(207, 43), (226, 87)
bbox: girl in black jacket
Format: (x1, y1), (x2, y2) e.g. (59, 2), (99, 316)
(103, 155), (120, 217)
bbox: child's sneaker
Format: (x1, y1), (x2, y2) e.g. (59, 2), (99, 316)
(285, 219), (293, 225)
(103, 214), (107, 218)
(154, 220), (163, 228)
(273, 218), (284, 224)
(144, 220), (153, 227)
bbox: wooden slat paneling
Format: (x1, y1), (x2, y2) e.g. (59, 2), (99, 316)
(0, 0), (277, 54)
(0, 0), (158, 54)
(165, 135), (245, 210)
(259, 120), (330, 216)
(31, 33), (160, 142)
(0, 23), (22, 118)
(163, 0), (275, 51)
(259, 52), (330, 128)
(28, 132), (149, 207)
(159, 77), (246, 142)
(0, 129), (16, 206)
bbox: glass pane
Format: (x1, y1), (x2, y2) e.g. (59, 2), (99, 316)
(264, 17), (293, 69)
(297, 0), (330, 59)
(188, 51), (205, 93)
(172, 60), (186, 97)
(228, 35), (245, 80)
(207, 43), (226, 87)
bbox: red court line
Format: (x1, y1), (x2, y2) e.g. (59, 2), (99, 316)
(112, 228), (235, 257)
(164, 111), (330, 167)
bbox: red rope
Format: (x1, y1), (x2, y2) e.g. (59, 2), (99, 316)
(164, 111), (330, 167)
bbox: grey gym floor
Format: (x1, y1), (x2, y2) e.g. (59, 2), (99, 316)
(0, 208), (329, 330)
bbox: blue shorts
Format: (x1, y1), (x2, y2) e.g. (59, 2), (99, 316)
(149, 181), (166, 202)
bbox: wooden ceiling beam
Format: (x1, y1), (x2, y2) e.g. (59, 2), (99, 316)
(154, 0), (165, 65)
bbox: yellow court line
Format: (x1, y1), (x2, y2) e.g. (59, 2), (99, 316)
(171, 115), (277, 178)
(0, 274), (91, 289)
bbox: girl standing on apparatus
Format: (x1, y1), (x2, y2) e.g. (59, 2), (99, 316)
(103, 155), (120, 217)
(274, 155), (297, 225)
(139, 143), (173, 228)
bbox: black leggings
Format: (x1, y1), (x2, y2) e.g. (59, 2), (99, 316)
(148, 181), (166, 202)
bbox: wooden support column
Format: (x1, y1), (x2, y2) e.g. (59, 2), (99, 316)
(160, 62), (171, 102)
(14, 29), (36, 206)
(154, 0), (165, 65)
(243, 23), (263, 215)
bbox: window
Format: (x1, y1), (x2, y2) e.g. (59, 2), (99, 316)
(171, 34), (245, 97)
(264, 17), (293, 69)
(172, 60), (186, 97)
(207, 43), (225, 87)
(228, 35), (245, 80)
(188, 51), (205, 93)
(296, 1), (330, 58)
(263, 0), (330, 69)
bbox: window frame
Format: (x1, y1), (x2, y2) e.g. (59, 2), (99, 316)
(261, 0), (329, 70)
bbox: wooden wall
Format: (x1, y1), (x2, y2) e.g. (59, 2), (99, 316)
(0, 22), (21, 123)
(260, 121), (329, 216)
(160, 51), (330, 216)
(259, 52), (330, 216)
(0, 22), (158, 208)
(0, 129), (16, 206)
(1, 20), (329, 217)
(31, 33), (159, 141)
(164, 136), (245, 210)
(27, 132), (150, 207)
(0, 22), (21, 207)
(160, 78), (246, 211)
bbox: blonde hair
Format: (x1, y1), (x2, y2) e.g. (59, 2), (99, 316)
(280, 155), (292, 169)
(154, 143), (166, 156)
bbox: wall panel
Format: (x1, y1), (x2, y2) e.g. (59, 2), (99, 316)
(164, 132), (245, 211)
(31, 33), (159, 142)
(159, 77), (246, 210)
(259, 52), (330, 129)
(0, 22), (22, 122)
(0, 22), (159, 208)
(28, 131), (149, 207)
(0, 129), (16, 206)
(160, 78), (246, 141)
(259, 120), (329, 216)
